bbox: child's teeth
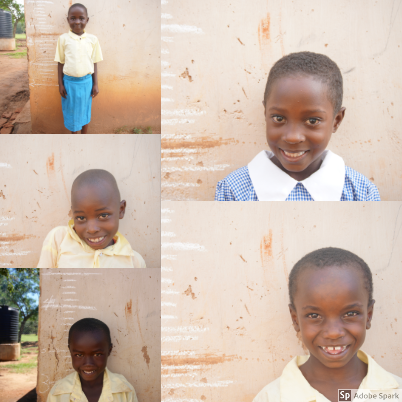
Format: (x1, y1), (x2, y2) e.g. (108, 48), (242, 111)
(283, 150), (305, 157)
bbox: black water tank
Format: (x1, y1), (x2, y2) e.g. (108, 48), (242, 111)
(0, 305), (19, 344)
(0, 9), (13, 39)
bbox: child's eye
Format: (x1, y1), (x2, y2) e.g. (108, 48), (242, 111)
(76, 216), (86, 222)
(306, 118), (320, 125)
(75, 353), (83, 357)
(272, 115), (285, 123)
(99, 213), (110, 219)
(344, 311), (359, 317)
(307, 313), (321, 319)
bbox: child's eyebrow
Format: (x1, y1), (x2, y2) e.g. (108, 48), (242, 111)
(268, 106), (327, 114)
(95, 207), (111, 211)
(301, 305), (321, 311)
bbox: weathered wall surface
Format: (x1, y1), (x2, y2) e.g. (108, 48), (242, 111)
(161, 0), (402, 200)
(0, 134), (161, 268)
(25, 0), (161, 134)
(38, 268), (161, 402)
(161, 202), (402, 401)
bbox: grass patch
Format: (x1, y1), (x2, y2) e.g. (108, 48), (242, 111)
(114, 126), (153, 134)
(1, 361), (37, 374)
(114, 125), (129, 134)
(132, 127), (143, 134)
(2, 50), (27, 59)
(21, 334), (38, 343)
(15, 34), (26, 39)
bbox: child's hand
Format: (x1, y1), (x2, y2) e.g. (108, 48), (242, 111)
(59, 84), (67, 99)
(92, 85), (99, 98)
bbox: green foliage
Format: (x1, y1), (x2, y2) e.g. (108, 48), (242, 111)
(132, 127), (143, 134)
(1, 361), (37, 374)
(145, 126), (153, 134)
(21, 334), (38, 343)
(0, 0), (24, 23)
(16, 21), (25, 34)
(0, 269), (40, 342)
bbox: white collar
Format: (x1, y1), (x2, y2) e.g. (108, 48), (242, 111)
(248, 150), (345, 201)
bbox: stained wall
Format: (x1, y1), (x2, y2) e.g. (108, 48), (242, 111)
(161, 202), (402, 401)
(25, 0), (161, 134)
(37, 268), (161, 402)
(161, 0), (402, 200)
(0, 134), (161, 268)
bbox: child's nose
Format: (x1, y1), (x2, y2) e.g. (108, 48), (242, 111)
(282, 125), (305, 144)
(322, 318), (346, 339)
(86, 222), (100, 233)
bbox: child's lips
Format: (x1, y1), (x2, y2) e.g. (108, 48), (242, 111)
(280, 148), (309, 162)
(319, 345), (350, 358)
(86, 236), (107, 246)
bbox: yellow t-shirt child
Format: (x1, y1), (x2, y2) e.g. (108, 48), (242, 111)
(37, 220), (146, 268)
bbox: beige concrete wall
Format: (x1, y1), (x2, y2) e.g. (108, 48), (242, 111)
(0, 134), (161, 268)
(37, 268), (161, 402)
(161, 0), (402, 200)
(25, 0), (161, 134)
(161, 202), (402, 401)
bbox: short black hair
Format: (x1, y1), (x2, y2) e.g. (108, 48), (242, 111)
(263, 51), (343, 114)
(68, 3), (88, 16)
(288, 247), (373, 309)
(71, 169), (121, 204)
(68, 318), (112, 345)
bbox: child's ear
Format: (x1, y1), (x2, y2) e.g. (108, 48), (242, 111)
(289, 304), (300, 332)
(108, 343), (113, 356)
(119, 200), (126, 219)
(366, 299), (375, 330)
(332, 106), (346, 133)
(262, 101), (266, 117)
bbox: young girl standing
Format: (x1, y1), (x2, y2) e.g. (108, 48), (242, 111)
(54, 3), (103, 134)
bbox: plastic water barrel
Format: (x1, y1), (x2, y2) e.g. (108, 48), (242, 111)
(0, 9), (13, 39)
(0, 305), (19, 344)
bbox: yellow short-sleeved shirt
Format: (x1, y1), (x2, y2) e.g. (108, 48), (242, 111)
(253, 351), (402, 402)
(46, 367), (138, 402)
(37, 220), (146, 268)
(55, 30), (103, 77)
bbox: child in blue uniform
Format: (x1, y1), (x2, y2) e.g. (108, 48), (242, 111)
(253, 248), (401, 402)
(55, 3), (103, 134)
(215, 52), (380, 201)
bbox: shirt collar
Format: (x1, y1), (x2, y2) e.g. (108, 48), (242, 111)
(280, 351), (400, 402)
(51, 368), (133, 400)
(69, 29), (87, 40)
(247, 150), (345, 201)
(67, 220), (134, 257)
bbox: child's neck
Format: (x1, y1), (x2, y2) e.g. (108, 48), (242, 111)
(299, 353), (368, 402)
(271, 154), (324, 182)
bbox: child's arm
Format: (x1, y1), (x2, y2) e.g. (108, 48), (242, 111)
(58, 63), (67, 99)
(92, 63), (99, 98)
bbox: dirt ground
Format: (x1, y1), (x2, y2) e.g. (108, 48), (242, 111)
(0, 342), (38, 402)
(0, 39), (30, 134)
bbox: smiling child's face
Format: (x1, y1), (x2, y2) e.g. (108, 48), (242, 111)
(71, 182), (126, 250)
(264, 75), (346, 181)
(69, 330), (112, 383)
(67, 6), (89, 36)
(289, 265), (374, 370)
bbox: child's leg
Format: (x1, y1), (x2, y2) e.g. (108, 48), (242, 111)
(81, 124), (89, 134)
(71, 130), (79, 134)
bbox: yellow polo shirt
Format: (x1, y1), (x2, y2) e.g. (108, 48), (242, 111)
(253, 351), (402, 402)
(37, 220), (146, 268)
(46, 367), (138, 402)
(55, 30), (103, 77)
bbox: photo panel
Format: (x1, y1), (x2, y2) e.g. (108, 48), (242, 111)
(0, 134), (161, 268)
(161, 201), (402, 401)
(37, 268), (161, 402)
(161, 0), (402, 200)
(23, 0), (161, 134)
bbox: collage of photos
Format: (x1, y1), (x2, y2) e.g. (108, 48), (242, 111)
(1, 1), (402, 402)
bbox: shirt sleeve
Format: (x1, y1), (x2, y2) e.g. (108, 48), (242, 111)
(91, 38), (103, 63)
(366, 182), (381, 201)
(54, 35), (65, 63)
(128, 389), (139, 402)
(215, 179), (235, 201)
(131, 251), (146, 268)
(36, 227), (66, 268)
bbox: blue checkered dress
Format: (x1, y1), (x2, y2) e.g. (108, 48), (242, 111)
(215, 166), (381, 201)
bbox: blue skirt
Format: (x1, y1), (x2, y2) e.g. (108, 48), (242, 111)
(61, 74), (93, 132)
